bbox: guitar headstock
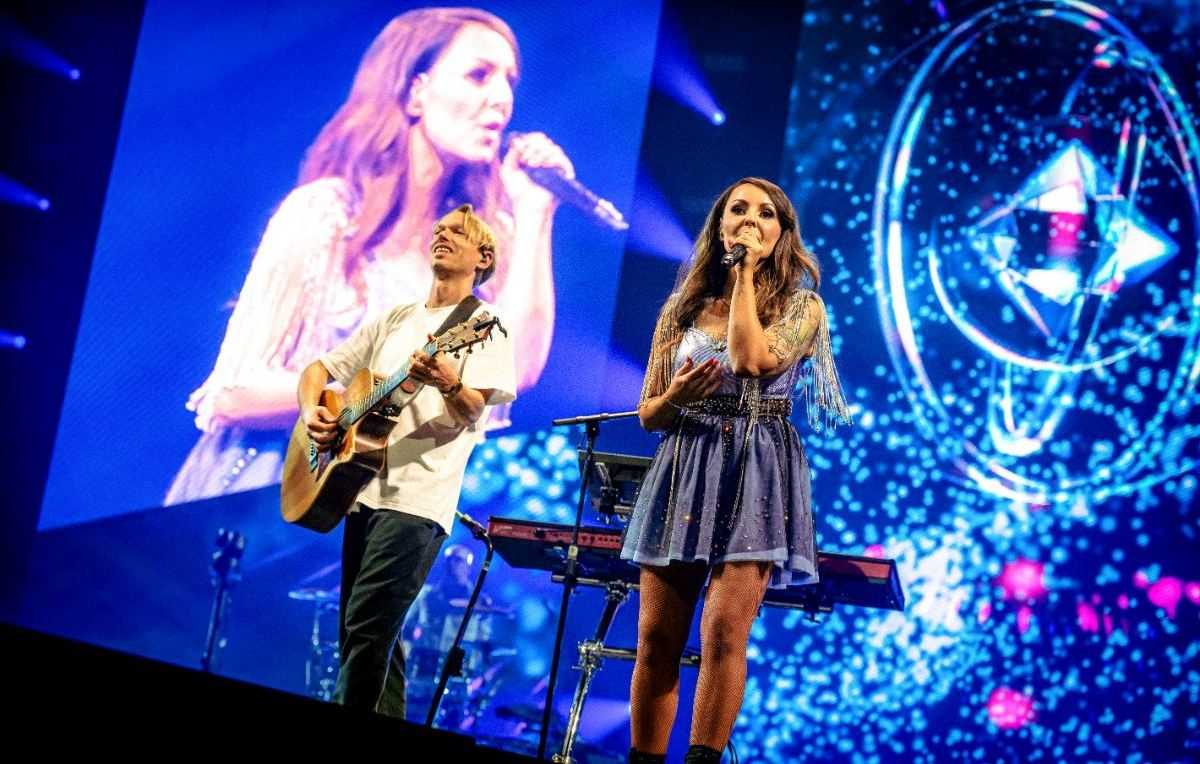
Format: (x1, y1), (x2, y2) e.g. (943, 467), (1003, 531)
(437, 311), (507, 357)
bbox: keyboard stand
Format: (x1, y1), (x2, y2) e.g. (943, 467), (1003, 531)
(550, 576), (701, 764)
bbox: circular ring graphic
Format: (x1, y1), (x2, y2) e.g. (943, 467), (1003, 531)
(872, 0), (1200, 503)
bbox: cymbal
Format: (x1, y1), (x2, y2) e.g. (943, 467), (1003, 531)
(447, 597), (515, 615)
(288, 586), (339, 602)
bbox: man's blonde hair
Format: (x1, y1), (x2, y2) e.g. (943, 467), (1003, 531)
(454, 204), (498, 286)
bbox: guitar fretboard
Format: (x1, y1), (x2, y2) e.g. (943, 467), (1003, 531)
(337, 338), (438, 428)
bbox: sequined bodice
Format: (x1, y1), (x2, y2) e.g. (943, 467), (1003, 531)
(674, 327), (803, 398)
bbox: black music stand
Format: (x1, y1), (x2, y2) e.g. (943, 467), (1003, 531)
(579, 450), (651, 520)
(538, 410), (638, 761)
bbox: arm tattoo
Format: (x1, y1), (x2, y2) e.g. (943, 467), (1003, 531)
(766, 291), (821, 367)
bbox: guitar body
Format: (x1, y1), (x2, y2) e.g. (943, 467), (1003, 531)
(281, 368), (400, 533)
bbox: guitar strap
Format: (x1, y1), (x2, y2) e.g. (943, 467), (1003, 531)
(385, 294), (484, 412)
(432, 294), (483, 338)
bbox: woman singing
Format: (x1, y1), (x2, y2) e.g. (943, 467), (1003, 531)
(167, 7), (572, 504)
(621, 178), (852, 764)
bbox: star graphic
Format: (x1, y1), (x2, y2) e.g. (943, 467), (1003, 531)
(970, 140), (1178, 340)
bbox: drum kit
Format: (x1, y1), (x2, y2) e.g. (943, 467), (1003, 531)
(285, 577), (518, 722)
(285, 586), (341, 701)
(408, 593), (518, 728)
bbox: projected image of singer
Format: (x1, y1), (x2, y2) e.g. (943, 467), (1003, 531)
(621, 179), (853, 764)
(166, 7), (577, 504)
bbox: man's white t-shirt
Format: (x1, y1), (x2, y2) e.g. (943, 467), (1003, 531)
(319, 300), (517, 534)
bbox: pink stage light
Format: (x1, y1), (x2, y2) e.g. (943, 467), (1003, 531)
(986, 687), (1035, 730)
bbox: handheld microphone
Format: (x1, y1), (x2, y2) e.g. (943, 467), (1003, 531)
(721, 243), (748, 268)
(522, 166), (629, 231)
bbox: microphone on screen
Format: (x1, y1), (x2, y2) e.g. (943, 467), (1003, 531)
(505, 133), (628, 231)
(523, 166), (629, 232)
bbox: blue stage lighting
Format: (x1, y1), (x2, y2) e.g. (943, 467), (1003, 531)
(0, 17), (80, 81)
(652, 8), (726, 126)
(0, 173), (49, 212)
(0, 331), (27, 350)
(626, 169), (694, 262)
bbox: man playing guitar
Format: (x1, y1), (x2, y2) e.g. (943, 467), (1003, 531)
(296, 204), (516, 718)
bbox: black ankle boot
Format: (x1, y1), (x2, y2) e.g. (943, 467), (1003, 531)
(628, 748), (666, 764)
(684, 744), (722, 763)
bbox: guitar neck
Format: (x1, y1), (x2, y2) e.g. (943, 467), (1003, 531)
(336, 339), (438, 429)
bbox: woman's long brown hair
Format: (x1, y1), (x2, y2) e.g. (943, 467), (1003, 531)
(299, 8), (519, 280)
(671, 177), (819, 330)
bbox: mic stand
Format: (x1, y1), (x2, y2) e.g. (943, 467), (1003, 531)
(201, 528), (245, 673)
(425, 512), (495, 728)
(538, 410), (638, 761)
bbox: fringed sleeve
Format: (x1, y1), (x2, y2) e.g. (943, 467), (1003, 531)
(764, 289), (853, 431)
(638, 292), (684, 406)
(186, 178), (357, 432)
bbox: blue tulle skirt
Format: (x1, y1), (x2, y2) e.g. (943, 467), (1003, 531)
(620, 404), (817, 589)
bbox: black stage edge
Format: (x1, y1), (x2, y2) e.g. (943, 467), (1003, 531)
(3, 621), (535, 759)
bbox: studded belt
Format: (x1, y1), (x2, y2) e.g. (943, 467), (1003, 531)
(684, 395), (792, 418)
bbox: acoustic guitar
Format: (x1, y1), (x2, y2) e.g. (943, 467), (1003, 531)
(281, 312), (504, 532)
